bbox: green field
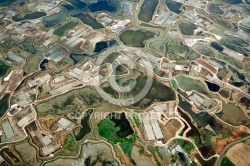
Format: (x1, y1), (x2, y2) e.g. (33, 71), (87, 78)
(133, 113), (141, 127)
(98, 118), (137, 156)
(98, 119), (121, 143)
(62, 134), (76, 151)
(220, 157), (235, 166)
(171, 79), (179, 90)
(119, 136), (137, 156)
(173, 139), (195, 154)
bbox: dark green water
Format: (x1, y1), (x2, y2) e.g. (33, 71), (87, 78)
(0, 94), (10, 118)
(69, 53), (88, 63)
(74, 110), (92, 141)
(0, 0), (15, 6)
(166, 0), (182, 14)
(119, 29), (155, 47)
(107, 112), (134, 138)
(178, 20), (197, 35)
(94, 40), (117, 53)
(226, 37), (249, 47)
(43, 10), (67, 28)
(72, 12), (103, 29)
(12, 12), (46, 22)
(138, 0), (159, 22)
(0, 60), (11, 77)
(54, 21), (78, 36)
(178, 95), (222, 133)
(66, 0), (87, 9)
(88, 0), (117, 12)
(223, 0), (243, 4)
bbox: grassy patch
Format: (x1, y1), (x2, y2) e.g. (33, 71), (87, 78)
(119, 136), (137, 157)
(170, 154), (178, 163)
(174, 139), (195, 154)
(217, 132), (230, 140)
(133, 113), (141, 127)
(98, 119), (121, 143)
(138, 147), (145, 154)
(171, 79), (179, 90)
(62, 134), (76, 151)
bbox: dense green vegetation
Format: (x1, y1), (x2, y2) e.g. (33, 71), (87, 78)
(62, 134), (76, 151)
(174, 139), (195, 154)
(171, 79), (179, 90)
(119, 136), (137, 156)
(217, 132), (230, 140)
(133, 113), (141, 127)
(220, 157), (235, 166)
(138, 147), (145, 154)
(98, 118), (136, 156)
(98, 119), (121, 143)
(170, 154), (178, 163)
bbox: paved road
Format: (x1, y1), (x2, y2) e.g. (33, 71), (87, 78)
(214, 136), (250, 166)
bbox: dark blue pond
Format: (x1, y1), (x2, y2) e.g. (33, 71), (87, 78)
(69, 53), (88, 63)
(177, 152), (185, 162)
(178, 95), (222, 134)
(0, 0), (15, 6)
(39, 59), (49, 70)
(223, 0), (243, 4)
(94, 40), (117, 53)
(60, 2), (76, 11)
(231, 82), (244, 87)
(205, 81), (220, 92)
(211, 42), (224, 52)
(66, 0), (87, 9)
(88, 0), (117, 12)
(166, 0), (182, 14)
